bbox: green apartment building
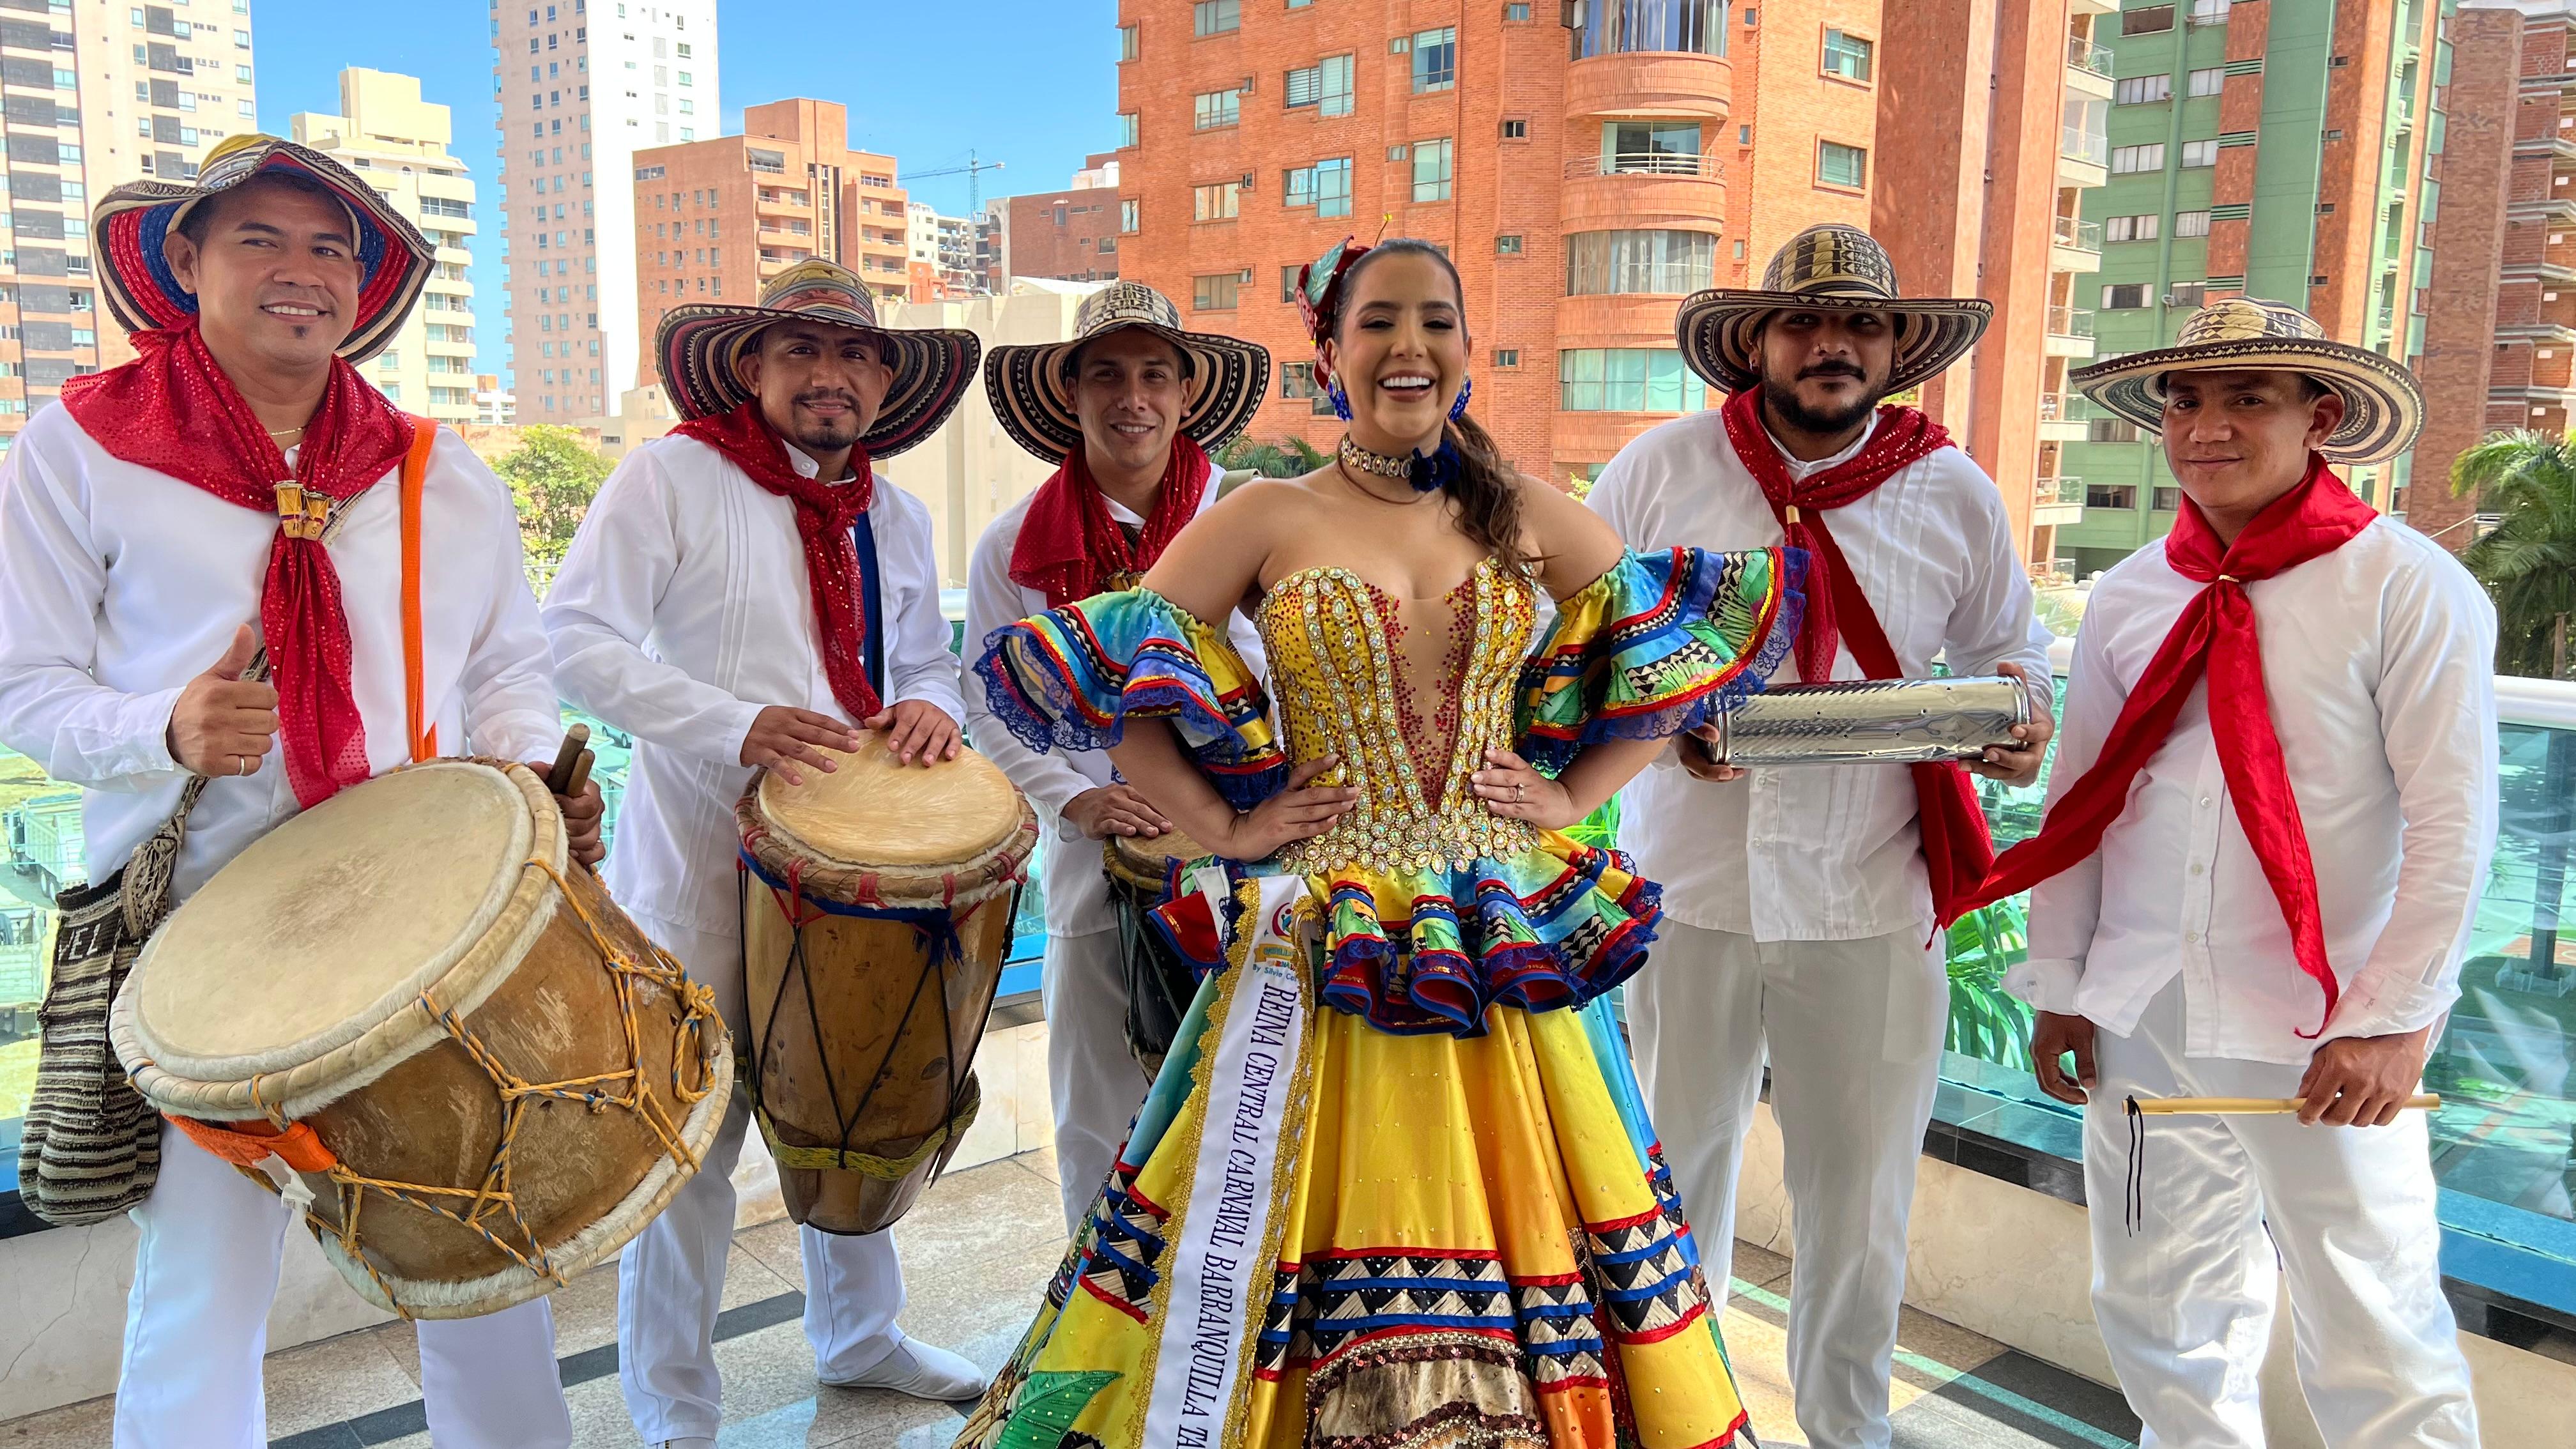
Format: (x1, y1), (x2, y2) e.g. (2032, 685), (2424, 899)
(2057, 0), (2452, 576)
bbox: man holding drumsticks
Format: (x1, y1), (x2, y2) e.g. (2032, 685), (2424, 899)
(1984, 299), (2496, 1446)
(544, 260), (988, 1443)
(0, 136), (591, 1448)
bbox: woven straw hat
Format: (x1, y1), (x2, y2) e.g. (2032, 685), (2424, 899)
(1675, 222), (1992, 395)
(2070, 298), (2423, 466)
(92, 134), (433, 364)
(983, 281), (1268, 461)
(654, 259), (979, 458)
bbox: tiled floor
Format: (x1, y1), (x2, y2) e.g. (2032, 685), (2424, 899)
(0, 1146), (2142, 1449)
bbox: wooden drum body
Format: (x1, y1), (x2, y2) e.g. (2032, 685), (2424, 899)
(737, 734), (1036, 1236)
(1103, 829), (1217, 1074)
(109, 760), (732, 1319)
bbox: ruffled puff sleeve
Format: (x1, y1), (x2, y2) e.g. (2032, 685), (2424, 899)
(973, 587), (1287, 810)
(1515, 546), (1805, 778)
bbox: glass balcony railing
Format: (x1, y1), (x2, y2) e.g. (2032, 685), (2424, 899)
(2060, 125), (2109, 167)
(2067, 34), (2115, 77)
(2034, 474), (2085, 507)
(2046, 304), (2097, 338)
(2039, 392), (2069, 422)
(2053, 214), (2103, 251)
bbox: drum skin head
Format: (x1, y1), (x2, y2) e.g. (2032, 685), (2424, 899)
(758, 732), (1022, 868)
(132, 762), (535, 1068)
(1108, 825), (1213, 873)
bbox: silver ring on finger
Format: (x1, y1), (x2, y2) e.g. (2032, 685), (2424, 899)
(237, 755), (254, 777)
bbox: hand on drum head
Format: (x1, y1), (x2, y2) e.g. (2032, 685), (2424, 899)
(862, 699), (962, 767)
(1218, 755), (1358, 861)
(167, 624), (280, 779)
(1066, 784), (1171, 840)
(532, 763), (608, 868)
(740, 706), (865, 786)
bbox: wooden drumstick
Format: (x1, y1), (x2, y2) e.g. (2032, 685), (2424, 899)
(544, 724), (590, 795)
(565, 748), (595, 800)
(2129, 1094), (2441, 1116)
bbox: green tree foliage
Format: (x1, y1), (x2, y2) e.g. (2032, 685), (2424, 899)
(2453, 431), (2576, 679)
(494, 425), (612, 579)
(1216, 435), (1331, 478)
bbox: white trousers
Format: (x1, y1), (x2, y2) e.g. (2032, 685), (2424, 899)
(1627, 921), (1949, 1449)
(2086, 979), (2478, 1448)
(618, 913), (910, 1445)
(115, 1120), (572, 1449)
(1041, 926), (1152, 1236)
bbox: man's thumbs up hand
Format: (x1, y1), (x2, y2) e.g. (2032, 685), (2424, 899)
(167, 624), (280, 778)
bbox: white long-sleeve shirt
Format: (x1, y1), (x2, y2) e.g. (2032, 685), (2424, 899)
(2005, 517), (2498, 1063)
(962, 482), (1266, 940)
(0, 403), (563, 901)
(542, 433), (963, 938)
(1588, 408), (2056, 941)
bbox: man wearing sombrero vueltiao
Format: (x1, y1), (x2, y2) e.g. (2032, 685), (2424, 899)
(962, 280), (1270, 1238)
(0, 135), (588, 1446)
(1586, 222), (2057, 1449)
(1965, 298), (2495, 1446)
(542, 259), (991, 1441)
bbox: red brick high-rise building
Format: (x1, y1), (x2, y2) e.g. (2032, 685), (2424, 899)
(989, 153), (1126, 288)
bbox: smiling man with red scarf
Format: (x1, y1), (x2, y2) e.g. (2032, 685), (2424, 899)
(963, 280), (1269, 1236)
(1586, 223), (2056, 1449)
(0, 137), (585, 1448)
(1988, 300), (2492, 1448)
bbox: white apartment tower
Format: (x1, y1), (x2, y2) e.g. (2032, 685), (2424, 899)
(492, 0), (716, 424)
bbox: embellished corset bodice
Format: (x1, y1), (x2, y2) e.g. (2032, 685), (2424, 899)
(1254, 561), (1542, 877)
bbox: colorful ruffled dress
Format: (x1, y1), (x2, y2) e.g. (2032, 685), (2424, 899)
(960, 547), (1799, 1449)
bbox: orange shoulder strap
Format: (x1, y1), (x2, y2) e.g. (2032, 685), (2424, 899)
(401, 417), (437, 762)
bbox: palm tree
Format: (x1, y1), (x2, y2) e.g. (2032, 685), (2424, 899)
(2454, 431), (2576, 679)
(1216, 436), (1331, 478)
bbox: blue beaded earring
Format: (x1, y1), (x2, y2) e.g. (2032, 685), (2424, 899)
(1450, 376), (1473, 421)
(1328, 379), (1353, 421)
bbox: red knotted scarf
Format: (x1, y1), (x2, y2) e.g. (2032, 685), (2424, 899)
(675, 402), (882, 721)
(61, 322), (414, 808)
(1962, 454), (2375, 1035)
(1008, 435), (1211, 608)
(1719, 385), (1995, 928)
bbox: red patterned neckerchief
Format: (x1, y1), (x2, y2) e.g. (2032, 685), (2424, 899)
(1008, 435), (1211, 608)
(1719, 385), (1992, 930)
(61, 321), (414, 807)
(1963, 454), (2376, 1035)
(674, 401), (882, 722)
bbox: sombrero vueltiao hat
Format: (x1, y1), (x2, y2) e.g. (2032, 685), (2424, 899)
(92, 133), (433, 364)
(983, 281), (1269, 461)
(656, 258), (979, 458)
(1675, 222), (1993, 395)
(2070, 298), (2423, 466)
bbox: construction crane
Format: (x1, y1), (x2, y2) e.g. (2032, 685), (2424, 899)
(898, 150), (1006, 214)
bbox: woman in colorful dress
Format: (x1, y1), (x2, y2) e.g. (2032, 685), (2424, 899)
(960, 237), (1802, 1449)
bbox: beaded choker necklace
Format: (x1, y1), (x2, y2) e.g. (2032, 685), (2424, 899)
(1338, 433), (1463, 495)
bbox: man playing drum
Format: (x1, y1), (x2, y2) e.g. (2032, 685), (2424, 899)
(0, 135), (594, 1448)
(965, 281), (1269, 1236)
(544, 259), (990, 1441)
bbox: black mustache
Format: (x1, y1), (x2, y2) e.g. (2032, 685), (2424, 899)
(1798, 364), (1866, 380)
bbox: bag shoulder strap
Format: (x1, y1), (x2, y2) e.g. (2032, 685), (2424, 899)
(401, 416), (436, 762)
(1213, 467), (1259, 502)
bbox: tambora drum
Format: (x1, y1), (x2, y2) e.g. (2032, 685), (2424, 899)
(737, 733), (1036, 1235)
(1103, 828), (1217, 1073)
(110, 759), (731, 1319)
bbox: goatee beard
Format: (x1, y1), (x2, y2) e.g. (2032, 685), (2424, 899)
(1761, 373), (1882, 436)
(793, 418), (861, 455)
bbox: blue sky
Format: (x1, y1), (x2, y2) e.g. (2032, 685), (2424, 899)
(251, 0), (1120, 387)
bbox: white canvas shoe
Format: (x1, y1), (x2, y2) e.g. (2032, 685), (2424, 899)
(819, 1337), (990, 1402)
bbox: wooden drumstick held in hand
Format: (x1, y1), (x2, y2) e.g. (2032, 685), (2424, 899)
(2129, 1094), (2441, 1116)
(544, 723), (591, 795)
(566, 748), (595, 800)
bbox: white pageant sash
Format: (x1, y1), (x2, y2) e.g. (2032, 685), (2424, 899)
(1144, 871), (1309, 1446)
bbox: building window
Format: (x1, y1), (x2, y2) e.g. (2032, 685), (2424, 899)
(1816, 139), (1867, 190)
(1412, 26), (1457, 92)
(1118, 23), (1138, 61)
(1195, 88), (1241, 130)
(2179, 139), (2219, 167)
(2124, 5), (2174, 34)
(1501, 118), (1528, 140)
(1493, 348), (1519, 367)
(2115, 74), (2170, 105)
(1281, 264), (1303, 302)
(1571, 0), (1727, 58)
(2187, 66), (2225, 97)
(1505, 1), (1531, 19)
(1286, 156), (1355, 217)
(1118, 111), (1138, 148)
(1566, 229), (1716, 295)
(2152, 486), (2183, 512)
(1193, 272), (1241, 310)
(2101, 282), (2151, 309)
(1822, 28), (1872, 82)
(1120, 199), (1139, 233)
(2104, 213), (2159, 242)
(2190, 0), (2231, 22)
(2087, 484), (2138, 510)
(2166, 282), (2207, 309)
(1281, 360), (1321, 397)
(2174, 210), (2212, 237)
(1412, 138), (1453, 201)
(1193, 0), (1239, 37)
(1497, 234), (1524, 254)
(2089, 415), (2142, 443)
(1285, 53), (1356, 115)
(1560, 349), (1708, 413)
(2110, 143), (2165, 173)
(1605, 119), (1701, 173)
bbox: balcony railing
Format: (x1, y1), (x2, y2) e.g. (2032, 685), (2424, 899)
(2035, 475), (2085, 507)
(2067, 35), (2114, 77)
(2039, 392), (2071, 422)
(1565, 151), (1724, 181)
(2053, 214), (2103, 251)
(2060, 126), (2109, 167)
(2046, 305), (2097, 338)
